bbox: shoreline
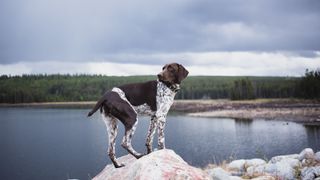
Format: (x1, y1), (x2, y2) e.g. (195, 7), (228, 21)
(172, 99), (320, 123)
(1, 99), (320, 123)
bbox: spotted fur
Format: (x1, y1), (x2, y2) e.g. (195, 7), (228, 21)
(109, 80), (176, 154)
(88, 63), (188, 168)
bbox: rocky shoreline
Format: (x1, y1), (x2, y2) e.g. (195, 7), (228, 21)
(93, 148), (320, 180)
(172, 99), (320, 123)
(205, 148), (320, 180)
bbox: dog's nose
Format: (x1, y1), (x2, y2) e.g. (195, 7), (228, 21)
(157, 74), (162, 79)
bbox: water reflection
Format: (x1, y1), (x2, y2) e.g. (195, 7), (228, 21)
(304, 125), (320, 149)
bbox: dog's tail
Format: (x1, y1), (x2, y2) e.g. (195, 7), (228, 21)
(87, 95), (107, 117)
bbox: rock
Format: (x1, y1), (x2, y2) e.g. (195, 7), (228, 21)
(299, 148), (314, 161)
(228, 159), (246, 172)
(245, 159), (267, 168)
(278, 158), (301, 169)
(246, 165), (266, 177)
(301, 166), (320, 180)
(248, 157), (300, 180)
(93, 149), (210, 180)
(206, 167), (243, 180)
(315, 151), (320, 162)
(251, 175), (276, 180)
(273, 161), (295, 180)
(263, 163), (278, 174)
(207, 167), (230, 180)
(230, 176), (243, 180)
(269, 154), (299, 164)
(267, 157), (300, 180)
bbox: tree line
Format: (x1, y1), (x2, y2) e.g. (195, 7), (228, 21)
(0, 69), (319, 103)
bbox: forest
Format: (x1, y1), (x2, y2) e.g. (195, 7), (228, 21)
(0, 69), (319, 103)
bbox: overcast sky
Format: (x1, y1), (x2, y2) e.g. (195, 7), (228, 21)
(0, 0), (319, 76)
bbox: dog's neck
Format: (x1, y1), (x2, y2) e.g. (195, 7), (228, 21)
(157, 79), (180, 93)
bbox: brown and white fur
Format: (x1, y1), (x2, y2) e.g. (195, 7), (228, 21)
(87, 63), (189, 168)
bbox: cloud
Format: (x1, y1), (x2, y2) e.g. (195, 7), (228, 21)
(1, 51), (319, 76)
(0, 0), (319, 64)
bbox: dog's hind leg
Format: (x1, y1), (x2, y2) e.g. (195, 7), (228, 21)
(121, 119), (144, 159)
(145, 115), (157, 154)
(102, 114), (124, 168)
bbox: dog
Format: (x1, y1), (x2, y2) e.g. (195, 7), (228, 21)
(87, 63), (189, 168)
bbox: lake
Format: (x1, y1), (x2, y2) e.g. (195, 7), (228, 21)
(1, 108), (319, 180)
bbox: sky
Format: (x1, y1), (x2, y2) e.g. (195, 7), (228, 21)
(0, 0), (319, 76)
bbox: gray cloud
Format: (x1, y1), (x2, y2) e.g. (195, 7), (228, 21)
(0, 0), (319, 64)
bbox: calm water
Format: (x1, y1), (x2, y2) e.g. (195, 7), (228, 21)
(1, 108), (320, 180)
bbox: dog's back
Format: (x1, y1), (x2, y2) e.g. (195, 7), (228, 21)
(118, 80), (157, 111)
(87, 80), (157, 117)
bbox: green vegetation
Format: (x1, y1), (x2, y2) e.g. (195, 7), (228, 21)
(296, 69), (320, 99)
(0, 69), (318, 103)
(230, 78), (255, 100)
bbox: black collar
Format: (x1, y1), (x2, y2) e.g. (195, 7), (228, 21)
(169, 84), (180, 93)
(158, 79), (180, 93)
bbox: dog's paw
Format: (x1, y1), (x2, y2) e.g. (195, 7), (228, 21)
(135, 153), (144, 159)
(114, 163), (125, 168)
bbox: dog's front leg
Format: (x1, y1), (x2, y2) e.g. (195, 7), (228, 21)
(157, 117), (166, 150)
(146, 115), (157, 154)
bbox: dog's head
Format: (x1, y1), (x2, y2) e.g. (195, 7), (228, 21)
(157, 63), (189, 84)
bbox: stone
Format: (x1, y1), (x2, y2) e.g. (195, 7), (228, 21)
(263, 163), (277, 174)
(228, 159), (246, 172)
(258, 158), (300, 180)
(246, 165), (266, 177)
(206, 167), (243, 180)
(251, 175), (276, 180)
(230, 176), (243, 180)
(207, 167), (230, 180)
(315, 151), (320, 162)
(273, 161), (295, 180)
(298, 148), (314, 161)
(301, 166), (320, 180)
(93, 149), (210, 180)
(269, 154), (299, 164)
(278, 158), (301, 169)
(245, 158), (267, 168)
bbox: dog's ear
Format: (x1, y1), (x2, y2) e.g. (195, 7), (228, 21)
(177, 64), (189, 84)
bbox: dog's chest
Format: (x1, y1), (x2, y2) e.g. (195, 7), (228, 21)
(112, 81), (175, 116)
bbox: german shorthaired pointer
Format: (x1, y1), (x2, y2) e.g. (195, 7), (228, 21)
(87, 63), (189, 168)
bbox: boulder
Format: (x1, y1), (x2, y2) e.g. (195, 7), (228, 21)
(207, 167), (230, 180)
(269, 154), (299, 164)
(93, 149), (210, 180)
(278, 158), (301, 169)
(206, 167), (243, 180)
(301, 166), (320, 180)
(299, 148), (314, 161)
(251, 175), (276, 180)
(228, 159), (246, 172)
(246, 165), (266, 177)
(315, 151), (320, 162)
(273, 161), (295, 180)
(247, 157), (300, 179)
(245, 159), (267, 168)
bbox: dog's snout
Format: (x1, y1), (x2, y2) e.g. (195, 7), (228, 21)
(157, 74), (162, 79)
